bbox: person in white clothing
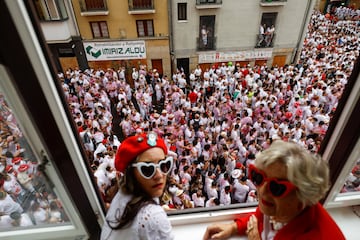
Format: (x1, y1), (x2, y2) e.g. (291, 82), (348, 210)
(220, 185), (231, 206)
(10, 211), (34, 227)
(101, 132), (174, 240)
(0, 191), (23, 216)
(192, 188), (205, 207)
(232, 170), (250, 203)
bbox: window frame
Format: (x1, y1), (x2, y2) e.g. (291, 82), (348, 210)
(34, 0), (68, 21)
(136, 19), (154, 37)
(90, 21), (109, 38)
(24, 0), (359, 227)
(84, 0), (106, 11)
(178, 3), (187, 21)
(0, 1), (103, 238)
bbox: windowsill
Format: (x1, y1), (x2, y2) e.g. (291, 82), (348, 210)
(128, 9), (155, 14)
(260, 2), (286, 7)
(39, 17), (69, 22)
(170, 205), (360, 240)
(170, 206), (255, 239)
(195, 5), (222, 9)
(80, 11), (109, 16)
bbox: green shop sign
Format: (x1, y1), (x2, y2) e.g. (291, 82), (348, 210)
(83, 41), (146, 61)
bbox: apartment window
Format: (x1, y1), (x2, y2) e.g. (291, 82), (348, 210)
(132, 0), (153, 9)
(34, 0), (68, 21)
(257, 12), (277, 48)
(90, 21), (109, 38)
(178, 3), (187, 21)
(136, 20), (154, 37)
(84, 0), (106, 10)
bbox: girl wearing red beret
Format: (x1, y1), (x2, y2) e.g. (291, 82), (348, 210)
(101, 132), (174, 240)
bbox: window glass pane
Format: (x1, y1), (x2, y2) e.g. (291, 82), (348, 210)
(146, 20), (153, 36)
(178, 3), (187, 21)
(342, 159), (360, 193)
(54, 3), (360, 218)
(57, 0), (68, 19)
(137, 21), (145, 36)
(91, 22), (101, 38)
(100, 22), (109, 38)
(34, 0), (50, 21)
(0, 91), (70, 229)
(46, 0), (60, 20)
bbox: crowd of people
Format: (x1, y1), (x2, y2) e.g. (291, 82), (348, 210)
(328, 4), (360, 21)
(57, 9), (360, 210)
(0, 96), (68, 228)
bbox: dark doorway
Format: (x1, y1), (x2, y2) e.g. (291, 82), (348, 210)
(151, 59), (163, 76)
(176, 58), (189, 81)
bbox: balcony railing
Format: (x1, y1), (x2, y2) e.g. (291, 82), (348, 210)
(79, 0), (108, 16)
(255, 33), (275, 48)
(196, 0), (222, 9)
(260, 0), (287, 7)
(128, 0), (155, 14)
(197, 37), (216, 51)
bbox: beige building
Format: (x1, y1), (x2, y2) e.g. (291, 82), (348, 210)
(70, 0), (171, 81)
(33, 0), (87, 72)
(170, 0), (317, 75)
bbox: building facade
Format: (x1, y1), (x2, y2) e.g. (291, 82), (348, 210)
(35, 0), (359, 80)
(170, 0), (316, 75)
(34, 0), (88, 72)
(71, 0), (171, 82)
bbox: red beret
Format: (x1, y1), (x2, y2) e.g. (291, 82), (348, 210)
(115, 132), (168, 173)
(12, 157), (22, 164)
(18, 164), (29, 172)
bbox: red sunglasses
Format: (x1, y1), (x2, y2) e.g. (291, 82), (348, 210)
(248, 164), (297, 198)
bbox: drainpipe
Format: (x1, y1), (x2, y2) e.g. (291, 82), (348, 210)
(168, 0), (175, 75)
(291, 0), (315, 64)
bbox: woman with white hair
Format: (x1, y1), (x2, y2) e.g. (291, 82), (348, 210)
(203, 140), (345, 240)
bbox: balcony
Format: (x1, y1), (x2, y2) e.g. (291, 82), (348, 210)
(196, 0), (222, 9)
(128, 0), (155, 14)
(79, 0), (109, 16)
(255, 33), (275, 48)
(197, 37), (216, 51)
(260, 0), (287, 7)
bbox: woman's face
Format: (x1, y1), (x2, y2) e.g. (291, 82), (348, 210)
(134, 147), (167, 198)
(257, 162), (303, 222)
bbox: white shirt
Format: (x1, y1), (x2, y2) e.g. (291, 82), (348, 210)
(220, 189), (231, 206)
(232, 179), (250, 203)
(101, 191), (174, 240)
(0, 194), (23, 215)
